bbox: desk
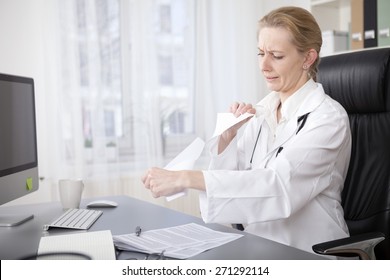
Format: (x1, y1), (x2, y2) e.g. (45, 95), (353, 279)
(0, 195), (324, 260)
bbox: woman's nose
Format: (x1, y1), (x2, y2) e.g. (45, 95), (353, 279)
(259, 54), (270, 71)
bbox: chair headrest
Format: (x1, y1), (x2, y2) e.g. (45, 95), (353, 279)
(318, 48), (390, 114)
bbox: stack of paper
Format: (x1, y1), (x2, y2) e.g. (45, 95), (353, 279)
(113, 223), (243, 259)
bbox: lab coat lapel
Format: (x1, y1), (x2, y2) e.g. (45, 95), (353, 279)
(269, 119), (298, 153)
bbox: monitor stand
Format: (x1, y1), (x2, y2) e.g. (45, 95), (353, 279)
(0, 214), (34, 227)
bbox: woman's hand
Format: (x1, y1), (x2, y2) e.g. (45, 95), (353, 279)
(229, 101), (256, 117)
(141, 168), (205, 198)
(218, 102), (256, 153)
(224, 101), (256, 137)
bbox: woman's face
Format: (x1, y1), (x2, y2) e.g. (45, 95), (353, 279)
(258, 27), (309, 97)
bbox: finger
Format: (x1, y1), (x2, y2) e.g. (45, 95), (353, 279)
(145, 174), (152, 189)
(237, 102), (246, 112)
(229, 102), (239, 113)
(142, 171), (153, 189)
(150, 183), (161, 198)
(141, 168), (154, 184)
(248, 107), (256, 114)
(241, 104), (255, 115)
(152, 191), (160, 198)
(232, 102), (246, 117)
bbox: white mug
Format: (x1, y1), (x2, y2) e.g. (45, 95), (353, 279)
(58, 179), (84, 209)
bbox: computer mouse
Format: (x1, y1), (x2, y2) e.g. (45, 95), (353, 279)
(86, 200), (118, 208)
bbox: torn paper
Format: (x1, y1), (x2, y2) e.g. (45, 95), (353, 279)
(212, 112), (254, 138)
(165, 137), (205, 201)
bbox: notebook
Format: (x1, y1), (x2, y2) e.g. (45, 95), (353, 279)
(37, 230), (116, 260)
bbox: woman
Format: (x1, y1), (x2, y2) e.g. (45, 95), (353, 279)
(142, 6), (351, 253)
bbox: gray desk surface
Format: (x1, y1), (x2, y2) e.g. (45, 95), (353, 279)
(0, 195), (324, 260)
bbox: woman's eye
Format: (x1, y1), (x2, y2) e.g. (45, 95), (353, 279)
(257, 52), (264, 57)
(273, 55), (284, 60)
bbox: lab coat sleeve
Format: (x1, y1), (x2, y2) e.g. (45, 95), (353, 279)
(199, 103), (351, 225)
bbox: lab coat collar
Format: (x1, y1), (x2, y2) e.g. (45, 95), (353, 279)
(256, 80), (326, 154)
(255, 79), (323, 117)
(280, 79), (317, 121)
(295, 82), (326, 117)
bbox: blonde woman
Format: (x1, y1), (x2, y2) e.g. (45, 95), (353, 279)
(142, 6), (351, 254)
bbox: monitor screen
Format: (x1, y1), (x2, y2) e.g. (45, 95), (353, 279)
(0, 73), (39, 214)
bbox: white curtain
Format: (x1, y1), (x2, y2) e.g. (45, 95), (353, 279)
(34, 0), (309, 214)
(194, 0), (265, 139)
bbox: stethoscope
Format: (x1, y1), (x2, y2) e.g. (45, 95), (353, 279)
(249, 112), (310, 166)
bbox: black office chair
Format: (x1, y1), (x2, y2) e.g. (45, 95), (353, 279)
(312, 47), (390, 260)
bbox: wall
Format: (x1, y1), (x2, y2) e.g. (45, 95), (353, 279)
(0, 0), (44, 76)
(0, 0), (54, 205)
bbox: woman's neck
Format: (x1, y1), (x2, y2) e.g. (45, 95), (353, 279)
(276, 102), (282, 123)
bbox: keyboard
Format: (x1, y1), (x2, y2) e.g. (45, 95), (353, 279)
(43, 208), (103, 231)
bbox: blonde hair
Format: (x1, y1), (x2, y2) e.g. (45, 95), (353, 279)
(258, 6), (322, 81)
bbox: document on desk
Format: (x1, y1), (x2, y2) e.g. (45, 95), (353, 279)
(113, 223), (243, 259)
(37, 230), (116, 260)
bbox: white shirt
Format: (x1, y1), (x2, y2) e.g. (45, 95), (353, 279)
(199, 79), (351, 254)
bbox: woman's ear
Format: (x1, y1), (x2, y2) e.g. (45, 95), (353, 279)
(304, 49), (318, 67)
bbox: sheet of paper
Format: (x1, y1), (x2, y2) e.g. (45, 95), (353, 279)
(113, 223), (243, 259)
(37, 230), (116, 260)
(212, 112), (254, 138)
(165, 137), (205, 201)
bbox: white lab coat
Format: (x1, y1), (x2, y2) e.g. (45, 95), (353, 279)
(199, 82), (351, 254)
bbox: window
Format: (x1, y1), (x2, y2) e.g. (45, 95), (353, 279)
(58, 0), (195, 170)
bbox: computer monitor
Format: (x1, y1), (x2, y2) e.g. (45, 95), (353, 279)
(0, 73), (39, 226)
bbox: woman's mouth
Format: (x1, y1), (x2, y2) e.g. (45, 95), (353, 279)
(265, 76), (278, 82)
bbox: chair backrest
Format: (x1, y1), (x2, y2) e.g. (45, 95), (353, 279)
(317, 47), (390, 259)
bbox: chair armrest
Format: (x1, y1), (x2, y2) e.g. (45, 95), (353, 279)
(312, 232), (385, 260)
